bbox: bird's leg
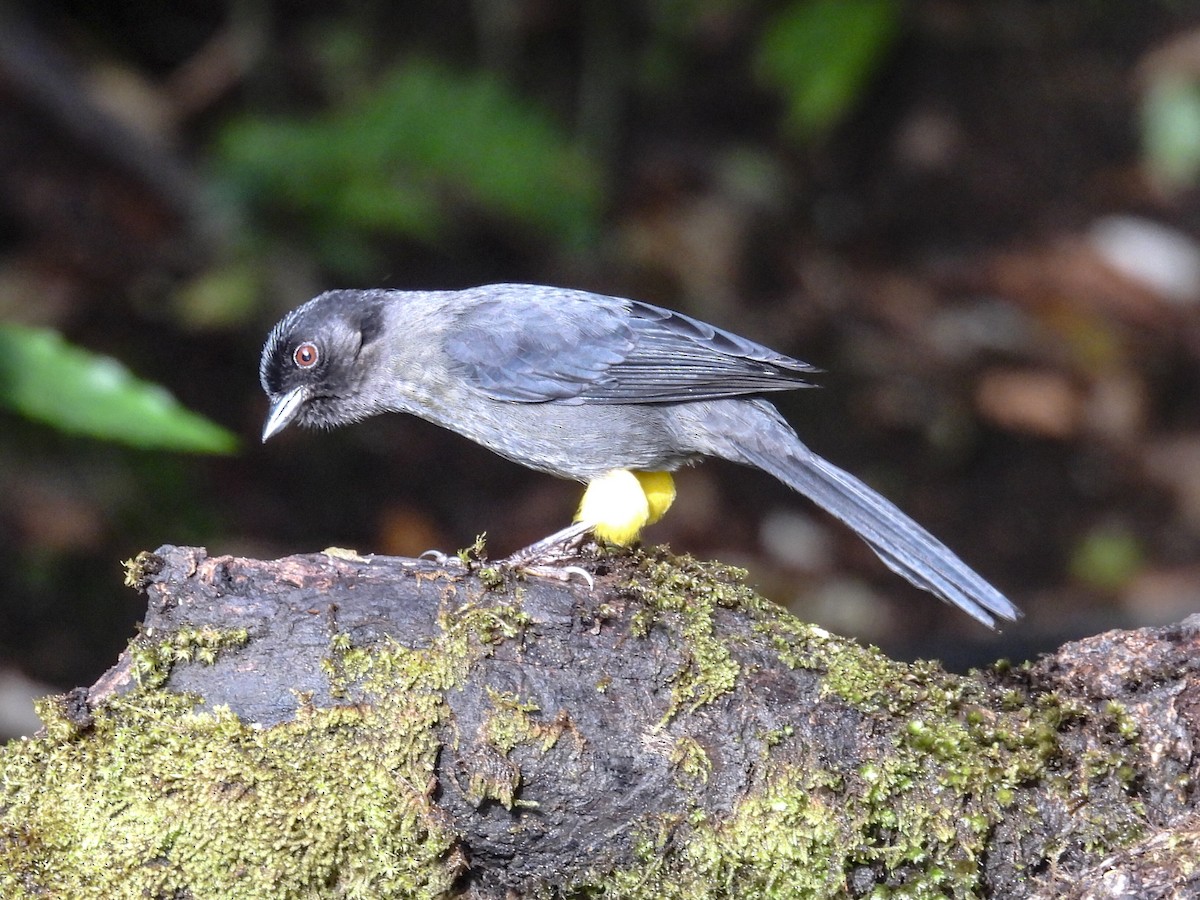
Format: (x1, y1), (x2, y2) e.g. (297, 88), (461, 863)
(499, 520), (595, 567)
(502, 469), (650, 568)
(497, 520), (596, 586)
(498, 471), (677, 585)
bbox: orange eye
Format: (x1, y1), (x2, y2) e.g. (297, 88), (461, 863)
(294, 342), (319, 368)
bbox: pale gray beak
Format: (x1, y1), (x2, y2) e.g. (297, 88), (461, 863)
(261, 387), (306, 442)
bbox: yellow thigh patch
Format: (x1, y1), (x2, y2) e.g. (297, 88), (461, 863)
(575, 470), (676, 547)
(635, 471), (676, 524)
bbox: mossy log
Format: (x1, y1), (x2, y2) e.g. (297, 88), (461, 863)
(1, 545), (1197, 899)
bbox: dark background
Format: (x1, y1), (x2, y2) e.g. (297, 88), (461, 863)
(3, 1), (1200, 736)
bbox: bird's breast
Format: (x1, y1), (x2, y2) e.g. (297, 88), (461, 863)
(399, 385), (695, 480)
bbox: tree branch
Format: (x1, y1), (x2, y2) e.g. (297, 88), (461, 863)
(1, 545), (1197, 898)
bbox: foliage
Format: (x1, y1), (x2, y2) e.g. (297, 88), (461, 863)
(0, 325), (237, 454)
(1070, 525), (1145, 593)
(1142, 74), (1200, 191)
(215, 59), (603, 275)
(756, 0), (902, 139)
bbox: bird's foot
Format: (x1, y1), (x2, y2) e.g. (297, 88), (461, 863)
(416, 531), (596, 586)
(500, 521), (593, 567)
(419, 533), (488, 569)
(418, 549), (467, 568)
(498, 521), (597, 587)
(516, 563), (595, 589)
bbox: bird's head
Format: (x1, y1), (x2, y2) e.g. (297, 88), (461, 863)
(259, 291), (385, 441)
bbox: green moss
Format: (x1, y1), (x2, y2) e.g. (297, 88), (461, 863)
(586, 734), (1002, 898)
(481, 688), (568, 756)
(590, 763), (850, 898)
(477, 566), (506, 589)
(685, 766), (849, 896)
(1104, 699), (1141, 741)
(461, 687), (582, 811)
(461, 744), (522, 810)
(1, 691), (456, 898)
(577, 551), (1149, 898)
(625, 552), (757, 718)
(130, 626), (250, 689)
(760, 725), (795, 749)
(31, 695), (90, 744)
(122, 550), (164, 591)
(0, 581), (525, 898)
(480, 688), (539, 755)
(669, 736), (712, 787)
(458, 533), (489, 566)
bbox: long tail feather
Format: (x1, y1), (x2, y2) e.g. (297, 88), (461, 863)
(681, 400), (1020, 628)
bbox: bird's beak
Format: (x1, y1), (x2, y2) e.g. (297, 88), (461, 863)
(261, 387), (306, 442)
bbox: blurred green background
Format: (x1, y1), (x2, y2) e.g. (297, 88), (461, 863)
(3, 1), (1200, 734)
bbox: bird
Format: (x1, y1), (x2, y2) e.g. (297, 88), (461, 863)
(260, 283), (1020, 629)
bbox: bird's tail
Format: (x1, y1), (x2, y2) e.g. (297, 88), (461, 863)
(676, 399), (1020, 628)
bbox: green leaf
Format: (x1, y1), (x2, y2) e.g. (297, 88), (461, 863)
(757, 0), (902, 140)
(1069, 525), (1143, 592)
(1142, 75), (1200, 191)
(215, 59), (603, 271)
(0, 325), (238, 454)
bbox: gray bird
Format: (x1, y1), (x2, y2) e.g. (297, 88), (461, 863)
(260, 283), (1020, 628)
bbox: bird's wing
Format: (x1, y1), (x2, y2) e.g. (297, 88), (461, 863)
(443, 284), (818, 405)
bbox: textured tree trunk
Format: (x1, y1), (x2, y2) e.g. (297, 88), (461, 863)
(1, 545), (1197, 899)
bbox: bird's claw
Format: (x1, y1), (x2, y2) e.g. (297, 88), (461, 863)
(418, 545), (594, 588)
(418, 549), (468, 567)
(516, 563), (595, 589)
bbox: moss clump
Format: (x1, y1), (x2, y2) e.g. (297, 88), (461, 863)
(1, 689), (456, 899)
(625, 551), (759, 718)
(595, 745), (995, 898)
(122, 551), (164, 591)
(481, 688), (566, 756)
(590, 680), (1143, 899)
(460, 688), (580, 811)
(460, 743), (523, 810)
(589, 551), (1147, 899)
(669, 736), (712, 788)
(130, 625), (250, 689)
(0, 587), (519, 898)
(597, 763), (847, 899)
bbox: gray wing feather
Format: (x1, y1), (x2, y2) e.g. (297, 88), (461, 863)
(443, 284), (818, 405)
